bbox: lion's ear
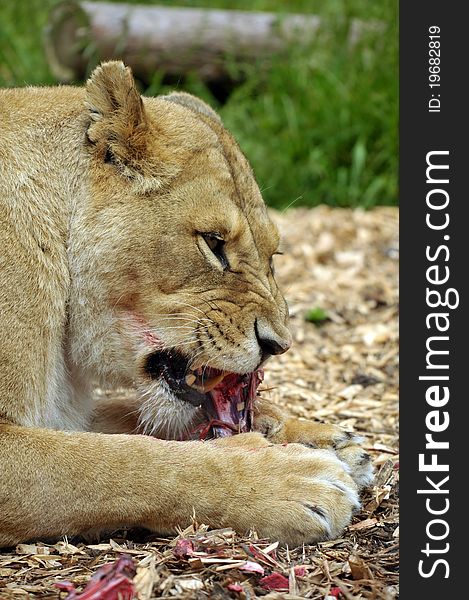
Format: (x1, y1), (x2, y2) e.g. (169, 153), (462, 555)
(85, 61), (148, 166)
(161, 92), (222, 125)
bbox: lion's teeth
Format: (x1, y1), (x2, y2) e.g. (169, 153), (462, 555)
(199, 372), (227, 392)
(185, 371), (227, 393)
(185, 373), (196, 386)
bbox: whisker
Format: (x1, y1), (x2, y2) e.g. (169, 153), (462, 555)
(111, 292), (128, 311)
(167, 299), (212, 318)
(156, 312), (213, 320)
(157, 316), (212, 323)
(145, 325), (194, 332)
(281, 194), (303, 213)
(165, 340), (200, 350)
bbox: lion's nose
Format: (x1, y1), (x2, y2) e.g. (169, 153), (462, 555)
(254, 318), (292, 360)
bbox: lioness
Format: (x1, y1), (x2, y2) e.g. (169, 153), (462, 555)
(0, 61), (372, 548)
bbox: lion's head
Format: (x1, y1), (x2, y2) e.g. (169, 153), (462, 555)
(68, 62), (291, 439)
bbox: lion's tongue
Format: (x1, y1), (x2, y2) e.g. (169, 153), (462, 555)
(209, 370), (264, 437)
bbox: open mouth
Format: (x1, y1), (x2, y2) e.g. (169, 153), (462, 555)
(144, 350), (263, 439)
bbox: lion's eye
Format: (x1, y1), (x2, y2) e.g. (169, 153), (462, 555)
(202, 233), (229, 271)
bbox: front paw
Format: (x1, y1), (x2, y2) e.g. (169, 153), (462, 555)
(285, 420), (374, 489)
(333, 437), (374, 489)
(204, 439), (360, 546)
(255, 413), (374, 490)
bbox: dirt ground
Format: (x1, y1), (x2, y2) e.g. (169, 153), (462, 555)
(0, 206), (399, 599)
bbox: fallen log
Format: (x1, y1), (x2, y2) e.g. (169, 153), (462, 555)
(43, 1), (321, 83)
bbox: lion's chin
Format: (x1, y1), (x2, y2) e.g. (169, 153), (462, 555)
(136, 379), (202, 440)
(139, 350), (263, 440)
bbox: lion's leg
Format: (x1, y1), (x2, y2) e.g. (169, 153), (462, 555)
(253, 399), (374, 488)
(0, 423), (360, 548)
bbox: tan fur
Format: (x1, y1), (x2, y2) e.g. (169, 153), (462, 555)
(0, 62), (371, 548)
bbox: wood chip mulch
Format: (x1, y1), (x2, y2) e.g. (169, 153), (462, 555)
(0, 206), (399, 599)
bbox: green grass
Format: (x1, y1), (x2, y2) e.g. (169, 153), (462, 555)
(0, 0), (398, 209)
(305, 307), (329, 325)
